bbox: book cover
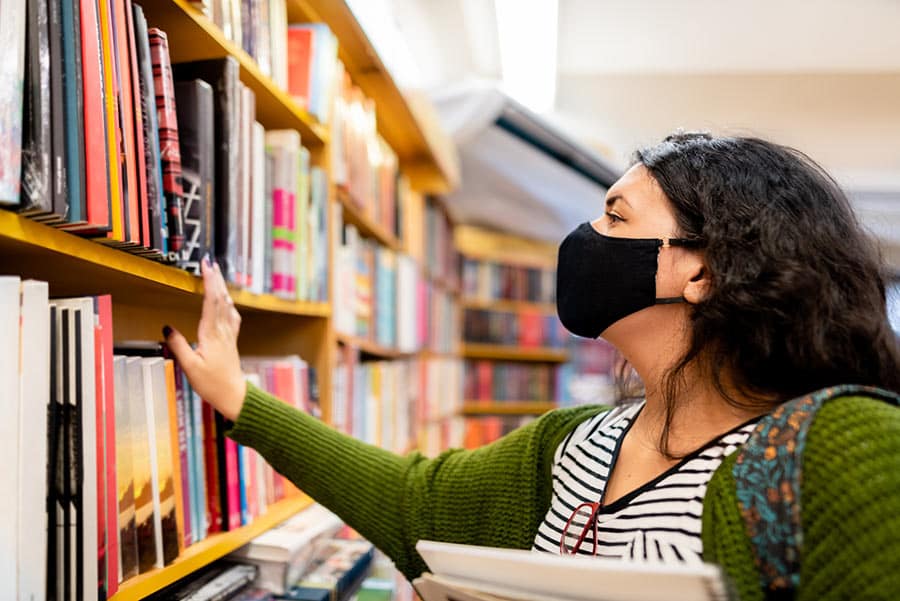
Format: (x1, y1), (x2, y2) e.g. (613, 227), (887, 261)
(97, 0), (125, 241)
(47, 304), (68, 599)
(172, 57), (241, 282)
(189, 382), (209, 542)
(148, 28), (186, 258)
(179, 372), (198, 546)
(286, 26), (312, 110)
(79, 0), (111, 232)
(237, 444), (249, 525)
(249, 121), (266, 294)
(295, 146), (310, 301)
(47, 0), (69, 221)
(19, 0), (53, 215)
(224, 432), (242, 531)
(131, 3), (168, 255)
(236, 84), (255, 287)
(0, 278), (21, 586)
(265, 129), (300, 297)
(112, 355), (138, 582)
(202, 402), (224, 534)
(123, 0), (150, 247)
(18, 280), (50, 600)
(174, 79), (215, 274)
(92, 302), (109, 598)
(143, 358), (180, 566)
(57, 0), (87, 224)
(125, 356), (156, 573)
(111, 0), (140, 242)
(168, 355), (194, 549)
(0, 0), (26, 204)
(164, 359), (189, 554)
(64, 307), (80, 599)
(57, 299), (99, 600)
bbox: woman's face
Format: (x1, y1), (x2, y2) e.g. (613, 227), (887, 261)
(593, 164), (707, 341)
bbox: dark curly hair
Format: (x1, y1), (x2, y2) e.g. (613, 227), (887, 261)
(633, 132), (900, 457)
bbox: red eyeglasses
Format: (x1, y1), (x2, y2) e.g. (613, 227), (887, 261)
(560, 501), (602, 555)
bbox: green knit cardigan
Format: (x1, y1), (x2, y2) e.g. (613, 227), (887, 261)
(228, 385), (900, 600)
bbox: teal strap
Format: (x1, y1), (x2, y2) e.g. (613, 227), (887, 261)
(733, 385), (900, 598)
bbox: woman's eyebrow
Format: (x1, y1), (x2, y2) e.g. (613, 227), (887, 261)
(605, 194), (632, 210)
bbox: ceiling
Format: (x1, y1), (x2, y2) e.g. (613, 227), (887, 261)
(349, 0), (900, 267)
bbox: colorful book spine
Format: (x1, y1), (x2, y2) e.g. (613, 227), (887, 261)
(148, 28), (185, 256)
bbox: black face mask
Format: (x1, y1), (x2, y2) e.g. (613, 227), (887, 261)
(556, 222), (702, 338)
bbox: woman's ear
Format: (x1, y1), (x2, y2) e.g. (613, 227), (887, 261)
(683, 262), (711, 304)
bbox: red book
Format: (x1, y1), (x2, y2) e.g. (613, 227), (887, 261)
(273, 364), (296, 408)
(92, 315), (107, 595)
(123, 0), (150, 247)
(113, 0), (141, 243)
(518, 309), (543, 348)
(224, 438), (241, 530)
(94, 296), (117, 595)
(286, 27), (313, 109)
(80, 0), (111, 230)
(148, 28), (186, 254)
(477, 361), (493, 402)
(201, 404), (222, 534)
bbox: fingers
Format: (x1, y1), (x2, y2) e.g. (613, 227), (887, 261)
(199, 257), (219, 338)
(163, 326), (200, 374)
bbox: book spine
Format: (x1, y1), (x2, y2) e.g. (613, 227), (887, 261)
(202, 403), (223, 534)
(0, 279), (21, 589)
(164, 360), (188, 555)
(97, 0), (125, 240)
(225, 437), (241, 530)
(172, 360), (193, 548)
(96, 296), (119, 595)
(61, 0), (86, 223)
(190, 384), (208, 541)
(111, 0), (140, 242)
(148, 28), (186, 258)
(48, 0), (69, 220)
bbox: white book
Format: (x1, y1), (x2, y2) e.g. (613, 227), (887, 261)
(0, 277), (21, 592)
(18, 280), (49, 601)
(142, 357), (177, 569)
(55, 298), (99, 600)
(414, 541), (731, 601)
(250, 121), (267, 295)
(229, 503), (343, 594)
(239, 85), (254, 288)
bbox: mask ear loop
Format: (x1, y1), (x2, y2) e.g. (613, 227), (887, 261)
(655, 236), (706, 305)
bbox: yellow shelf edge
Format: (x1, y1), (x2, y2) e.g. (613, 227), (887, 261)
(1, 211), (330, 318)
(335, 188), (402, 251)
(462, 401), (558, 416)
(111, 495), (314, 601)
(461, 343), (569, 363)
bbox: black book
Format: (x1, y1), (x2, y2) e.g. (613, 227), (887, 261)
(174, 79), (216, 275)
(172, 58), (240, 282)
(46, 0), (69, 222)
(19, 0), (54, 217)
(61, 306), (72, 600)
(131, 3), (168, 255)
(71, 308), (85, 600)
(47, 305), (61, 599)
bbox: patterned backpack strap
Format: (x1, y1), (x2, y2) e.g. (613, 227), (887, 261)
(732, 384), (900, 598)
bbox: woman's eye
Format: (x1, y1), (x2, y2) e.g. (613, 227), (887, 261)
(606, 211), (624, 224)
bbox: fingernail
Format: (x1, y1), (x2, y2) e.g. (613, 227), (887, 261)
(162, 325), (173, 339)
(202, 253), (210, 267)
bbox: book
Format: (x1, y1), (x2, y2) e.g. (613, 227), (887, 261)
(165, 359), (189, 553)
(98, 0), (126, 240)
(202, 402), (224, 534)
(0, 278), (21, 588)
(60, 0), (88, 225)
(413, 541), (731, 601)
(47, 0), (69, 222)
(281, 539), (375, 601)
(80, 0), (112, 232)
(462, 258), (555, 305)
(149, 28), (186, 258)
(228, 504), (343, 594)
(18, 280), (50, 600)
(174, 79), (216, 273)
(126, 355), (157, 573)
(250, 121), (266, 294)
(265, 129), (300, 298)
(55, 297), (101, 600)
(19, 0), (53, 215)
(123, 0), (150, 248)
(0, 0), (26, 204)
(172, 57), (241, 281)
(114, 355), (140, 582)
(111, 0), (140, 243)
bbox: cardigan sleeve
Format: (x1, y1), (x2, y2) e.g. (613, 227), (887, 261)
(797, 395), (900, 600)
(227, 382), (605, 580)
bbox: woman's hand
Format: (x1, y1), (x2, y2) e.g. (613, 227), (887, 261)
(164, 256), (246, 421)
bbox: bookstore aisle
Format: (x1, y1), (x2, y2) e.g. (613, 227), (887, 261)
(0, 0), (604, 600)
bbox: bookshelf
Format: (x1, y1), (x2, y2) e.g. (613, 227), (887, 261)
(113, 495), (313, 601)
(457, 225), (571, 446)
(2, 0), (461, 598)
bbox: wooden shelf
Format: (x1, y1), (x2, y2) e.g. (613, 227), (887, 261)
(111, 495), (314, 601)
(0, 210), (330, 318)
(462, 401), (557, 416)
(141, 0), (328, 145)
(336, 332), (412, 359)
(336, 188), (402, 251)
(462, 343), (569, 363)
(463, 298), (557, 314)
(285, 0), (459, 193)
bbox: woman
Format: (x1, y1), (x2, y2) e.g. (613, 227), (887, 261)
(165, 133), (900, 600)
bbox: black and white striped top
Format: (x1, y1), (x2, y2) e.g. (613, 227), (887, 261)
(533, 401), (760, 564)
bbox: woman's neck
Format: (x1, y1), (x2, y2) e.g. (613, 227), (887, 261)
(605, 307), (768, 454)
